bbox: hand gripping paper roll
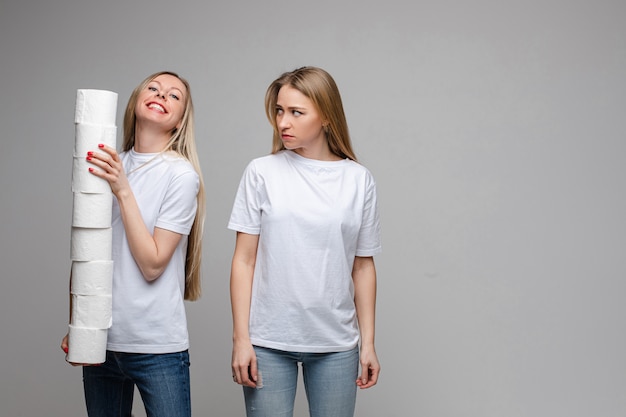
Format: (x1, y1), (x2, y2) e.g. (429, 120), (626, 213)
(71, 260), (113, 295)
(67, 325), (108, 364)
(71, 294), (112, 328)
(72, 156), (111, 194)
(70, 227), (112, 261)
(74, 123), (117, 156)
(74, 89), (118, 126)
(72, 192), (113, 228)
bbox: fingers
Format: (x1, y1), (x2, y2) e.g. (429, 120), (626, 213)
(231, 351), (258, 388)
(356, 357), (381, 389)
(86, 145), (119, 173)
(246, 360), (258, 387)
(233, 362), (257, 388)
(94, 143), (119, 159)
(60, 334), (69, 354)
(60, 334), (82, 367)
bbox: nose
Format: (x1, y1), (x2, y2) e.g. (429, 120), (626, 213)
(155, 90), (166, 100)
(277, 113), (290, 129)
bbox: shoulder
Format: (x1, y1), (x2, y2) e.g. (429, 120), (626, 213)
(344, 159), (376, 181)
(162, 152), (197, 174)
(251, 152), (286, 166)
(242, 152), (288, 174)
(161, 153), (199, 189)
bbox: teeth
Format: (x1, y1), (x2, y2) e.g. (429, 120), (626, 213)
(148, 103), (165, 112)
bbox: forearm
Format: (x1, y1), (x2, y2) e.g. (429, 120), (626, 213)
(230, 232), (259, 343)
(230, 263), (254, 343)
(115, 189), (171, 280)
(353, 256), (377, 347)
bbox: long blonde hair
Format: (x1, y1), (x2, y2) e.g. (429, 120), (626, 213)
(122, 71), (205, 301)
(265, 66), (357, 161)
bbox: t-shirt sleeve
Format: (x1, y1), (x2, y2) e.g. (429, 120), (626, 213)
(155, 169), (200, 235)
(228, 160), (262, 235)
(356, 171), (382, 257)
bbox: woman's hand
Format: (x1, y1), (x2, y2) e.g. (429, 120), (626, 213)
(60, 333), (99, 367)
(231, 341), (258, 388)
(356, 344), (380, 389)
(86, 144), (131, 198)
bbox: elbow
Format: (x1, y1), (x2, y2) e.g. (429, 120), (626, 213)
(140, 265), (166, 282)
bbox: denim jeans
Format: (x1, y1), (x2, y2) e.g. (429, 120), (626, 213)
(243, 345), (359, 417)
(82, 350), (191, 417)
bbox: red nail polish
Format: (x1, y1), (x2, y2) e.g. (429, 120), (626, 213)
(89, 167), (94, 172)
(63, 347), (68, 353)
(98, 144), (104, 148)
(87, 151), (94, 156)
(86, 156), (92, 161)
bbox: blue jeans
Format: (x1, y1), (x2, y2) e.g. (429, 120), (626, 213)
(83, 350), (191, 417)
(243, 345), (359, 417)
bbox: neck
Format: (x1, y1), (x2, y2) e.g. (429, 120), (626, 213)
(133, 123), (172, 153)
(293, 145), (341, 161)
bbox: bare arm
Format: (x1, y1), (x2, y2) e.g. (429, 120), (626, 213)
(87, 144), (182, 281)
(230, 232), (260, 387)
(353, 256), (380, 389)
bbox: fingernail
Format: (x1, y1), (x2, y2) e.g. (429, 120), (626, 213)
(63, 347), (68, 353)
(89, 167), (94, 172)
(98, 144), (104, 148)
(87, 151), (94, 156)
(86, 156), (92, 161)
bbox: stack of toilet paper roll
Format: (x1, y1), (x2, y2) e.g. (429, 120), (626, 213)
(67, 89), (118, 364)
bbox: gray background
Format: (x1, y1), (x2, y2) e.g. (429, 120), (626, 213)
(1, 0), (625, 416)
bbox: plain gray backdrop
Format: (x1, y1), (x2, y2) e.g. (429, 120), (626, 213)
(1, 0), (625, 416)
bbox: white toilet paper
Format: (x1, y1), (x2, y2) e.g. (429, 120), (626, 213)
(72, 156), (111, 193)
(72, 192), (113, 228)
(70, 227), (112, 261)
(74, 89), (118, 126)
(66, 324), (108, 364)
(74, 123), (117, 156)
(71, 260), (113, 295)
(71, 294), (112, 328)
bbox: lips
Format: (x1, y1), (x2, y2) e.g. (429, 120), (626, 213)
(147, 102), (166, 113)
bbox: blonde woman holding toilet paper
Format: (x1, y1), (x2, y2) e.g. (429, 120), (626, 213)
(62, 71), (205, 417)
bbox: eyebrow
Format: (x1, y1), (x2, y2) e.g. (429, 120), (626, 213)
(276, 104), (306, 111)
(149, 80), (185, 96)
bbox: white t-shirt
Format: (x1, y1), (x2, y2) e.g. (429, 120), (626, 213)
(228, 150), (382, 353)
(107, 149), (199, 354)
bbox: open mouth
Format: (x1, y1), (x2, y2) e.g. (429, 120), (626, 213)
(147, 102), (166, 113)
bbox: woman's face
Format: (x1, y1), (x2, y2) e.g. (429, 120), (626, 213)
(135, 74), (187, 132)
(275, 85), (327, 156)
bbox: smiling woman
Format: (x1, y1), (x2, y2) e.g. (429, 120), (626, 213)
(60, 71), (206, 417)
(134, 76), (187, 139)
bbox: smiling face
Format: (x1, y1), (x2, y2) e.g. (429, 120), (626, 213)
(276, 85), (329, 158)
(134, 73), (187, 132)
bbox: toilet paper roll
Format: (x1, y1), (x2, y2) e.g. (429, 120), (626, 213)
(66, 324), (108, 364)
(70, 227), (112, 261)
(72, 192), (113, 228)
(74, 123), (117, 156)
(71, 260), (113, 295)
(74, 89), (118, 126)
(72, 156), (111, 193)
(71, 294), (112, 328)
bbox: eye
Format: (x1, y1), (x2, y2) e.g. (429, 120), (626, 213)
(292, 110), (302, 116)
(276, 108), (284, 116)
(148, 86), (157, 92)
(169, 93), (180, 100)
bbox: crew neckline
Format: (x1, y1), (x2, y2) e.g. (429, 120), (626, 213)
(283, 150), (350, 166)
